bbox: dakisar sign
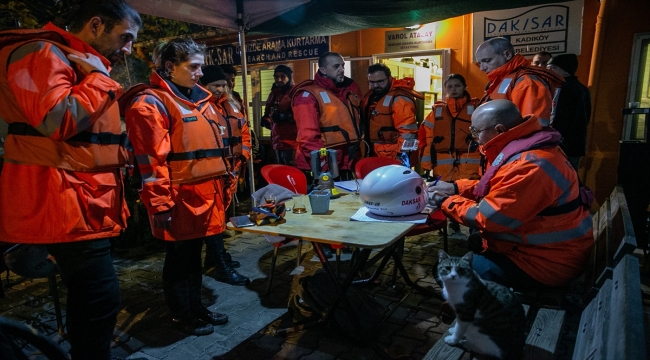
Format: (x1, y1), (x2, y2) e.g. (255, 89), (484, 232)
(472, 0), (584, 56)
(206, 36), (330, 66)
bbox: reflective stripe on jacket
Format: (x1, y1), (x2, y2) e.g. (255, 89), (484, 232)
(441, 116), (593, 287)
(363, 78), (422, 163)
(479, 54), (564, 126)
(123, 72), (231, 240)
(420, 96), (481, 180)
(291, 73), (362, 171)
(0, 27), (128, 171)
(0, 23), (128, 244)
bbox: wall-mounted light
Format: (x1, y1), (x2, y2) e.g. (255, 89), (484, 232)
(405, 24), (421, 29)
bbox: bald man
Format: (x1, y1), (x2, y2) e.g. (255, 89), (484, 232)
(427, 100), (593, 291)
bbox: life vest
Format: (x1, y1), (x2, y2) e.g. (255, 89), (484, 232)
(0, 29), (128, 171)
(480, 66), (564, 126)
(120, 83), (230, 185)
(367, 86), (423, 143)
(216, 97), (245, 161)
(291, 80), (362, 148)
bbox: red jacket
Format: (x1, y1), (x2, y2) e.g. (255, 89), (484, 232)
(480, 54), (564, 126)
(124, 72), (230, 241)
(362, 77), (421, 163)
(0, 23), (128, 244)
(262, 83), (297, 151)
(441, 115), (593, 287)
(291, 72), (362, 171)
(420, 95), (481, 180)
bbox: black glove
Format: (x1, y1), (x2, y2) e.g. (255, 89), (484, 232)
(467, 232), (484, 253)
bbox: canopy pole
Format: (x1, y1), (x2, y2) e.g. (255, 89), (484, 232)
(237, 7), (255, 196)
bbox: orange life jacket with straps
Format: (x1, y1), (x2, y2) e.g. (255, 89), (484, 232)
(119, 84), (230, 185)
(215, 96), (245, 162)
(366, 81), (423, 143)
(291, 80), (362, 148)
(0, 28), (129, 171)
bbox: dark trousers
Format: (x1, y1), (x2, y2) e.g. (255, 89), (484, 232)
(163, 238), (203, 284)
(47, 239), (120, 360)
(472, 251), (546, 291)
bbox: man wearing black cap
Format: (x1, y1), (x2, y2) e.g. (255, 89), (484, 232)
(261, 65), (297, 165)
(547, 54), (592, 170)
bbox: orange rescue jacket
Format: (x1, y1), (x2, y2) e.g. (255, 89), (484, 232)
(480, 54), (564, 126)
(420, 95), (481, 180)
(0, 28), (128, 171)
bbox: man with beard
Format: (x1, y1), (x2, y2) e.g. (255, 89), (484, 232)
(261, 65), (298, 165)
(475, 37), (564, 126)
(0, 1), (141, 358)
(362, 63), (421, 165)
(291, 52), (362, 181)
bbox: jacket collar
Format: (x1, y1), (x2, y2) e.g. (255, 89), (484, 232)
(43, 22), (112, 71)
(481, 115), (543, 161)
(486, 54), (529, 94)
(314, 72), (355, 95)
(150, 71), (211, 106)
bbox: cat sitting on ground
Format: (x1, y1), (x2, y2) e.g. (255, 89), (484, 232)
(437, 250), (526, 360)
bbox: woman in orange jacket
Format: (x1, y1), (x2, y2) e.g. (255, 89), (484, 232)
(123, 38), (237, 336)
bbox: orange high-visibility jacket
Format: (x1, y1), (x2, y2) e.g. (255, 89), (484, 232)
(441, 116), (593, 287)
(212, 94), (252, 198)
(362, 77), (422, 164)
(123, 72), (231, 241)
(262, 83), (298, 151)
(0, 23), (129, 244)
(291, 72), (362, 171)
(479, 54), (564, 126)
(420, 95), (481, 180)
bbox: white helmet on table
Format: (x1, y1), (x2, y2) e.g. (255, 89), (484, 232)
(359, 165), (426, 216)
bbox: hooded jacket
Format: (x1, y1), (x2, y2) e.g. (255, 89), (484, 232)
(291, 72), (362, 171)
(441, 115), (593, 287)
(0, 23), (128, 244)
(420, 94), (481, 180)
(480, 54), (564, 126)
(123, 72), (230, 241)
(362, 77), (422, 163)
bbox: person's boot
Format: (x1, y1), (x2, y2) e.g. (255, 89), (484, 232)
(204, 251), (240, 269)
(210, 237), (250, 286)
(163, 278), (214, 336)
(189, 272), (228, 325)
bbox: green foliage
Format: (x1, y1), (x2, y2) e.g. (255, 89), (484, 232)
(0, 1), (41, 29)
(111, 56), (153, 89)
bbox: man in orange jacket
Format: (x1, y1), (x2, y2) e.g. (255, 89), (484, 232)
(0, 1), (141, 358)
(362, 63), (421, 166)
(475, 37), (564, 126)
(291, 52), (363, 182)
(427, 100), (593, 290)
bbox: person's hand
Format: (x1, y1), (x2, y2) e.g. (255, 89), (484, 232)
(426, 180), (455, 196)
(67, 53), (109, 75)
(427, 190), (449, 209)
(153, 211), (172, 230)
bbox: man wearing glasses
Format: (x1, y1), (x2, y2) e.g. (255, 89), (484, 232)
(362, 63), (422, 164)
(475, 37), (564, 127)
(427, 100), (593, 291)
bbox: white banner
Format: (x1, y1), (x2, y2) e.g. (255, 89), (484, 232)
(385, 23), (437, 53)
(472, 0), (584, 57)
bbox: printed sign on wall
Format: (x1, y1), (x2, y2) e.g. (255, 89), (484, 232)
(472, 0), (584, 57)
(385, 23), (437, 53)
(206, 36), (330, 66)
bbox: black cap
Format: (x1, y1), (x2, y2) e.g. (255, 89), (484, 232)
(274, 65), (293, 81)
(547, 54), (578, 76)
(200, 65), (227, 85)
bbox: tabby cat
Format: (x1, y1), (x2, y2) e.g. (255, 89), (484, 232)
(437, 250), (526, 360)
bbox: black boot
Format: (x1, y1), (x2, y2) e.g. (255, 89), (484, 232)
(163, 278), (214, 336)
(205, 251), (240, 269)
(213, 240), (249, 285)
(189, 272), (228, 326)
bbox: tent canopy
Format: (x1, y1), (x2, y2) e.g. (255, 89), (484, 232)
(127, 0), (567, 36)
